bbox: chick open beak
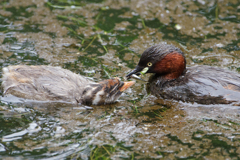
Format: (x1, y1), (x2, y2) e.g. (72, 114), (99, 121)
(119, 81), (135, 92)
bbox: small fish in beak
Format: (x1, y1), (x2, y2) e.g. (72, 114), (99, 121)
(126, 65), (149, 81)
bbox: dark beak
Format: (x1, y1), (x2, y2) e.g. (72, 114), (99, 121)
(126, 65), (144, 78)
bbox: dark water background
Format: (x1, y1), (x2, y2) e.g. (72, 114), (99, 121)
(1, 0), (240, 159)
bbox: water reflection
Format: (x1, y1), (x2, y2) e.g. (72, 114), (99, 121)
(1, 0), (240, 159)
(1, 93), (240, 159)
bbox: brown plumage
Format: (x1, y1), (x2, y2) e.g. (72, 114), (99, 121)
(2, 65), (135, 105)
(126, 43), (240, 104)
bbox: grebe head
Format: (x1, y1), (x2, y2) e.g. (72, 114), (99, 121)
(126, 43), (186, 80)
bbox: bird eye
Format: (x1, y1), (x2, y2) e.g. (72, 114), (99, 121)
(147, 62), (152, 67)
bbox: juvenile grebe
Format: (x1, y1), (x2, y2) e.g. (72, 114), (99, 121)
(2, 65), (135, 105)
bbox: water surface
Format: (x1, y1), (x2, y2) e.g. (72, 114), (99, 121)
(1, 0), (240, 159)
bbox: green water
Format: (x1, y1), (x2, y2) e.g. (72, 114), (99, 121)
(1, 0), (240, 159)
